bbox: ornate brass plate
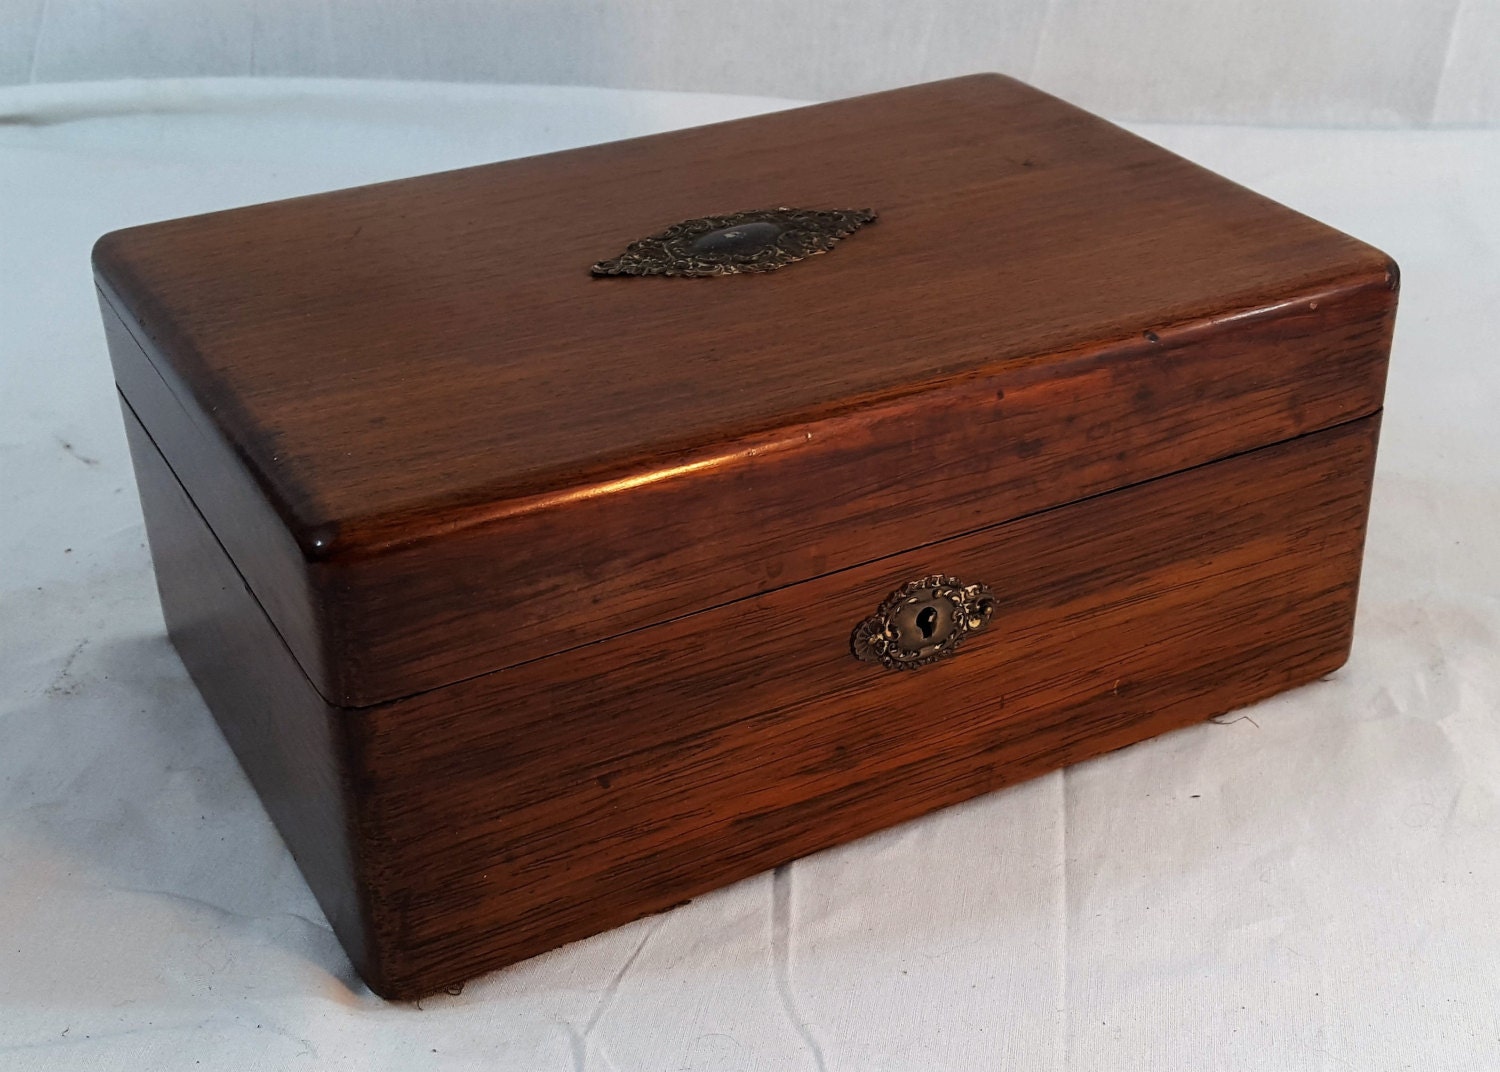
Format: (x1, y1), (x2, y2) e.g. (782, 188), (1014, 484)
(851, 575), (997, 671)
(591, 207), (876, 277)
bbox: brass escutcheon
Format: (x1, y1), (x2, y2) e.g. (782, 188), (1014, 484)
(591, 207), (876, 277)
(851, 574), (997, 671)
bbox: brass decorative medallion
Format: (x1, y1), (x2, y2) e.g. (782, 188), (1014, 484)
(851, 575), (997, 671)
(591, 207), (876, 277)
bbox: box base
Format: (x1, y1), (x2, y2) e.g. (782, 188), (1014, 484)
(124, 398), (1379, 998)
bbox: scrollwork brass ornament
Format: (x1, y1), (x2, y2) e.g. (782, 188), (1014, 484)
(851, 575), (997, 671)
(591, 207), (876, 278)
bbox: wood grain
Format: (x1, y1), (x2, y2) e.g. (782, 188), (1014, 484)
(120, 399), (373, 975)
(103, 73), (1396, 999)
(120, 390), (1380, 997)
(96, 73), (1397, 704)
(347, 413), (1380, 997)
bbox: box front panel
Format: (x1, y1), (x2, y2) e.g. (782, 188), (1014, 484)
(352, 414), (1380, 997)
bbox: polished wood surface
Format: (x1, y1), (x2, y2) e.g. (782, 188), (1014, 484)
(121, 401), (372, 973)
(96, 73), (1397, 704)
(353, 414), (1380, 997)
(121, 393), (1380, 998)
(104, 74), (1397, 998)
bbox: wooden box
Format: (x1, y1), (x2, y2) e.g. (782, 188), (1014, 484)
(94, 75), (1397, 998)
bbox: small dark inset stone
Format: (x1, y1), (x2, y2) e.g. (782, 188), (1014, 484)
(690, 220), (784, 256)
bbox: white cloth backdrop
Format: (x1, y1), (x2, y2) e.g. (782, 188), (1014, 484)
(2, 79), (1499, 1070)
(0, 0), (1498, 125)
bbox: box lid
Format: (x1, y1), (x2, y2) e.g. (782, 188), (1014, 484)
(96, 74), (1396, 708)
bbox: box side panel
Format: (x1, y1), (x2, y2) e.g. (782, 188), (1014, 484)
(327, 274), (1394, 703)
(102, 289), (334, 697)
(120, 400), (377, 987)
(354, 413), (1380, 998)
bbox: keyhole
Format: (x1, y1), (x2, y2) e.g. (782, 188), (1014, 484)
(916, 606), (939, 639)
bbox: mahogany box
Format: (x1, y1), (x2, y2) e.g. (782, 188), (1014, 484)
(94, 74), (1397, 998)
